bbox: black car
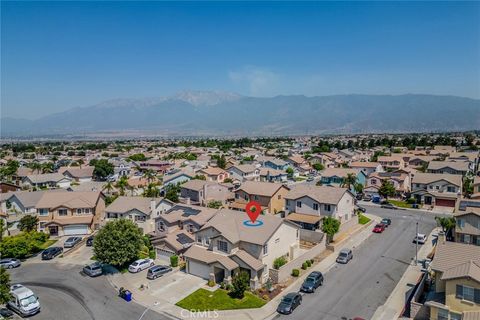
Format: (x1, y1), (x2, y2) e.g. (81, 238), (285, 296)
(300, 271), (324, 293)
(42, 247), (63, 260)
(355, 193), (364, 200)
(381, 203), (397, 210)
(357, 205), (366, 213)
(381, 218), (392, 226)
(86, 236), (94, 247)
(277, 292), (302, 315)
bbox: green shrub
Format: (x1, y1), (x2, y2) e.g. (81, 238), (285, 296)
(406, 197), (416, 204)
(291, 269), (300, 277)
(273, 256), (287, 269)
(170, 255), (179, 267)
(208, 280), (215, 287)
(310, 259), (315, 264)
(306, 260), (311, 267)
(301, 262), (308, 270)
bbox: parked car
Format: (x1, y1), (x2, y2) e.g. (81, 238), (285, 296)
(300, 271), (323, 293)
(42, 247), (63, 260)
(83, 262), (103, 277)
(381, 202), (397, 210)
(64, 236), (82, 248)
(128, 258), (154, 273)
(7, 284), (40, 317)
(336, 248), (353, 264)
(357, 205), (366, 213)
(355, 193), (363, 200)
(363, 195), (372, 201)
(381, 218), (392, 226)
(372, 195), (381, 203)
(413, 233), (428, 244)
(0, 258), (21, 269)
(306, 176), (314, 182)
(277, 292), (302, 315)
(373, 223), (386, 233)
(86, 236), (94, 247)
(147, 265), (173, 280)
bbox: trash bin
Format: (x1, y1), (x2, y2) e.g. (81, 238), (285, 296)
(124, 290), (132, 302)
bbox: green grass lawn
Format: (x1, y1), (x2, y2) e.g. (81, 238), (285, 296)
(176, 288), (266, 311)
(388, 200), (413, 208)
(38, 239), (57, 250)
(358, 213), (371, 225)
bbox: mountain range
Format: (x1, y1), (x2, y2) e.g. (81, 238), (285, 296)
(2, 91), (479, 137)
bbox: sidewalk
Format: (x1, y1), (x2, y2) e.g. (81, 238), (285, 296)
(108, 214), (380, 320)
(359, 201), (453, 216)
(371, 227), (439, 320)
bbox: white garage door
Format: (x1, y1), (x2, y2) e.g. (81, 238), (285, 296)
(156, 248), (175, 261)
(187, 259), (211, 279)
(64, 225), (88, 236)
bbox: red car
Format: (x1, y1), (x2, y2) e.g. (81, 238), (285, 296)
(372, 223), (386, 233)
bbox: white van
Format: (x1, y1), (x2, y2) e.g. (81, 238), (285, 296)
(8, 284), (40, 317)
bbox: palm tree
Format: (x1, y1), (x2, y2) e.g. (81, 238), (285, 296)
(143, 183), (160, 197)
(116, 176), (130, 196)
(103, 181), (115, 195)
(29, 162), (42, 174)
(144, 169), (156, 184)
(41, 162), (54, 173)
(341, 173), (357, 190)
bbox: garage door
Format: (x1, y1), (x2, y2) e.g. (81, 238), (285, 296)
(64, 225), (89, 235)
(187, 259), (211, 279)
(156, 248), (175, 261)
(436, 199), (456, 207)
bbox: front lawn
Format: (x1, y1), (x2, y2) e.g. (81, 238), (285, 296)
(388, 200), (413, 208)
(176, 288), (266, 311)
(358, 213), (371, 225)
(38, 239), (57, 250)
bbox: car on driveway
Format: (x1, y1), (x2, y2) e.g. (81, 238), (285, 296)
(86, 236), (94, 247)
(357, 205), (366, 213)
(413, 233), (428, 244)
(277, 292), (302, 315)
(300, 271), (323, 293)
(336, 248), (353, 264)
(381, 218), (392, 226)
(8, 284), (40, 317)
(0, 258), (21, 269)
(64, 236), (82, 248)
(42, 247), (63, 260)
(83, 262), (103, 277)
(363, 195), (372, 201)
(373, 223), (386, 233)
(381, 202), (397, 210)
(147, 265), (173, 279)
(128, 258), (154, 273)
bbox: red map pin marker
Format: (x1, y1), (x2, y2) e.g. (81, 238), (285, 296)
(245, 201), (261, 223)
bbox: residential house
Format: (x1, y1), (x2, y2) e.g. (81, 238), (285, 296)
(184, 209), (300, 289)
(378, 156), (405, 171)
(180, 180), (233, 206)
(259, 168), (288, 183)
(227, 165), (260, 183)
(59, 166), (94, 183)
(411, 173), (462, 209)
(263, 158), (290, 171)
(366, 171), (411, 196)
(36, 191), (105, 236)
(320, 168), (366, 194)
(427, 161), (470, 176)
(349, 161), (384, 176)
(138, 160), (172, 174)
(284, 185), (355, 230)
(0, 182), (21, 194)
(408, 155), (437, 168)
(455, 199), (480, 246)
(11, 167), (34, 186)
(22, 173), (72, 189)
(197, 167), (230, 183)
(230, 181), (289, 214)
(286, 155), (307, 168)
(425, 241), (480, 320)
(151, 204), (218, 260)
(163, 170), (195, 187)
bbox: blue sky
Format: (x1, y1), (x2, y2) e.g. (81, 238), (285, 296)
(1, 1), (479, 119)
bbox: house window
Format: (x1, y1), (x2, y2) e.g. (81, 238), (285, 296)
(456, 284), (476, 302)
(324, 204), (331, 211)
(158, 221), (166, 232)
(435, 186), (439, 190)
(38, 208), (49, 216)
(447, 186), (455, 192)
(313, 203), (319, 211)
(77, 209), (82, 214)
(263, 244), (268, 255)
(286, 200), (290, 206)
(39, 222), (47, 230)
(206, 237), (210, 245)
(187, 224), (195, 233)
(457, 219), (465, 228)
(450, 313), (461, 320)
(437, 309), (448, 320)
(296, 201), (302, 208)
(464, 234), (471, 243)
(217, 240), (228, 253)
(254, 195), (258, 200)
(278, 195), (281, 200)
(244, 195), (248, 201)
(371, 179), (376, 185)
(235, 193), (239, 199)
(197, 236), (202, 243)
(58, 209), (67, 216)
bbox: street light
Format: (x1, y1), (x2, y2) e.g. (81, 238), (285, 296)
(415, 221), (418, 266)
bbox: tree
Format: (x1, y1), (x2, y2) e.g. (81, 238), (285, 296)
(0, 267), (12, 305)
(286, 167), (294, 177)
(17, 215), (39, 232)
(0, 160), (19, 181)
(312, 163), (324, 171)
(463, 176), (474, 198)
(93, 219), (144, 267)
(144, 169), (156, 184)
(0, 219), (5, 240)
(354, 182), (364, 194)
(164, 184), (180, 202)
(193, 174), (206, 180)
(116, 176), (131, 196)
(223, 178), (233, 183)
(231, 270), (250, 298)
(129, 153), (147, 162)
(41, 162), (54, 174)
(91, 159), (114, 180)
(29, 162), (42, 174)
(143, 183), (160, 198)
(341, 173), (357, 190)
(207, 200), (223, 209)
(103, 181), (115, 195)
(379, 180), (396, 200)
(321, 216), (340, 244)
(216, 155), (226, 169)
(436, 216), (456, 234)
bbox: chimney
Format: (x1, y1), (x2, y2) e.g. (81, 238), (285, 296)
(150, 199), (156, 215)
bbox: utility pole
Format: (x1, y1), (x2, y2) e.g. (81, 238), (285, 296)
(415, 221), (419, 266)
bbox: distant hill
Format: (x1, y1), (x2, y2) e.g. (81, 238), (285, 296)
(2, 92), (479, 137)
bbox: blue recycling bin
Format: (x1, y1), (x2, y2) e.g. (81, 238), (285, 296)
(124, 290), (132, 302)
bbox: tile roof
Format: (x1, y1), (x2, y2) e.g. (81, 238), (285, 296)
(59, 166), (94, 178)
(184, 245), (239, 270)
(237, 181), (286, 197)
(35, 191), (101, 209)
(230, 250), (264, 271)
(161, 204), (218, 226)
(285, 184), (349, 205)
(430, 241), (480, 274)
(411, 172), (462, 186)
(25, 173), (69, 184)
(106, 196), (158, 215)
(427, 161), (469, 172)
(321, 168), (361, 178)
(349, 162), (380, 168)
(441, 260), (480, 283)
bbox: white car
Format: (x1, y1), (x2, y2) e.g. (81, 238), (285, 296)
(413, 233), (427, 244)
(8, 284), (40, 317)
(128, 258), (154, 273)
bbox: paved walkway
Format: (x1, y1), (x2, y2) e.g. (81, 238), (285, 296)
(371, 227), (440, 320)
(107, 214), (380, 320)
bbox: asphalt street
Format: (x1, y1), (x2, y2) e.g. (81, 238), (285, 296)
(8, 262), (170, 320)
(281, 206), (438, 320)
